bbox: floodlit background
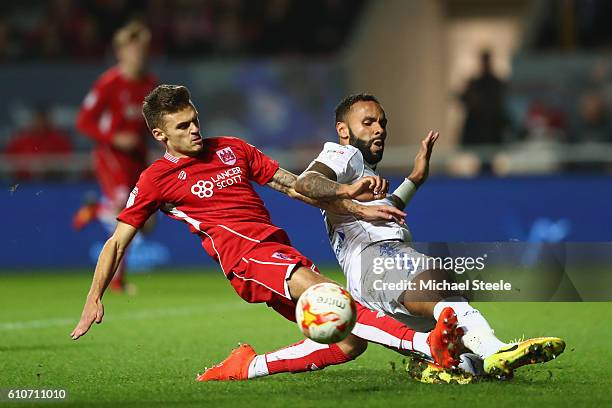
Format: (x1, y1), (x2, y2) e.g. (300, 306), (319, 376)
(1, 0), (611, 271)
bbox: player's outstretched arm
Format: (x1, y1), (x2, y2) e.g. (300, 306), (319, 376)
(267, 168), (405, 223)
(408, 130), (439, 187)
(295, 162), (388, 202)
(70, 221), (138, 340)
(389, 130), (440, 209)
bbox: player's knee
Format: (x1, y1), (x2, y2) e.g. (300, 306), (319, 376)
(286, 266), (336, 300)
(336, 334), (368, 359)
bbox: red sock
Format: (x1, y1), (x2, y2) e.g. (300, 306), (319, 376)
(352, 302), (417, 353)
(265, 339), (350, 374)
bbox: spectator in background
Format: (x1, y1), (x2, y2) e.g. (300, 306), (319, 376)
(570, 60), (612, 144)
(74, 21), (157, 293)
(491, 101), (566, 176)
(459, 50), (508, 146)
(572, 90), (612, 143)
(4, 106), (72, 180)
(2, 0), (365, 61)
(523, 101), (567, 140)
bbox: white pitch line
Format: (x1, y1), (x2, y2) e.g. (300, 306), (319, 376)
(0, 302), (250, 331)
(0, 317), (75, 330)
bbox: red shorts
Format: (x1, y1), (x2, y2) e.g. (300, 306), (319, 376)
(229, 239), (319, 322)
(93, 148), (144, 204)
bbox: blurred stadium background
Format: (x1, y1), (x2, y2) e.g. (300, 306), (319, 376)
(1, 0), (612, 272)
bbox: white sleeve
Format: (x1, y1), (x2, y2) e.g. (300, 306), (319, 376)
(311, 143), (363, 184)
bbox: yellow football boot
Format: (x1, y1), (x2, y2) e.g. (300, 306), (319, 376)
(483, 337), (566, 378)
(407, 357), (475, 385)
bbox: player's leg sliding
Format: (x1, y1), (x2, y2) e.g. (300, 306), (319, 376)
(433, 299), (505, 359)
(251, 338), (354, 378)
(353, 305), (462, 368)
(197, 263), (358, 381)
(197, 262), (462, 382)
(352, 305), (415, 354)
(197, 339), (354, 381)
(432, 299), (565, 378)
(197, 306), (464, 382)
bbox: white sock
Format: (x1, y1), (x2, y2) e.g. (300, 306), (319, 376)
(247, 354), (269, 379)
(412, 332), (431, 358)
(433, 298), (506, 359)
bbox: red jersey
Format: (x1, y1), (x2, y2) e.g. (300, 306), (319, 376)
(117, 136), (282, 274)
(76, 66), (157, 200)
(5, 126), (73, 180)
(5, 127), (72, 155)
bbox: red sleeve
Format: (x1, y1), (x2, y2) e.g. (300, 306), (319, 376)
(117, 172), (161, 229)
(242, 141), (279, 185)
(75, 75), (113, 144)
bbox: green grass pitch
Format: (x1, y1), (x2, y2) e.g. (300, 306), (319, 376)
(1, 269), (611, 407)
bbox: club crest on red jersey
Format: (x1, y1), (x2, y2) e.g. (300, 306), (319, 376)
(271, 251), (294, 261)
(216, 147), (237, 166)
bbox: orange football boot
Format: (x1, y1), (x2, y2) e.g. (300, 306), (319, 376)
(427, 307), (464, 368)
(197, 343), (256, 381)
(72, 201), (99, 230)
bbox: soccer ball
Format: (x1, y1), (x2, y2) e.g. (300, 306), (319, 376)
(295, 282), (357, 344)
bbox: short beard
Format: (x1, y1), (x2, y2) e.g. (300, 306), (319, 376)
(348, 127), (383, 165)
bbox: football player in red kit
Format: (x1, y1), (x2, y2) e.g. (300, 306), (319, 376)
(70, 85), (463, 380)
(74, 21), (158, 292)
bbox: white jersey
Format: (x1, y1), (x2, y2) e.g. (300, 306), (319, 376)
(310, 142), (413, 298)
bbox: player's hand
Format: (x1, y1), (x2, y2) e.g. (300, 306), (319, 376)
(112, 131), (139, 152)
(341, 176), (389, 201)
(408, 131), (439, 187)
(358, 204), (406, 224)
(70, 298), (104, 340)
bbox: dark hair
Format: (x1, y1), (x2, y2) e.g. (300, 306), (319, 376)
(142, 84), (192, 130)
(335, 93), (380, 123)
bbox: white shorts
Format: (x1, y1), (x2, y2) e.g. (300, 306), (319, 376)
(354, 240), (437, 332)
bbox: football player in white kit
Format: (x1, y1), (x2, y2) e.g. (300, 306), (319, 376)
(294, 93), (565, 379)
